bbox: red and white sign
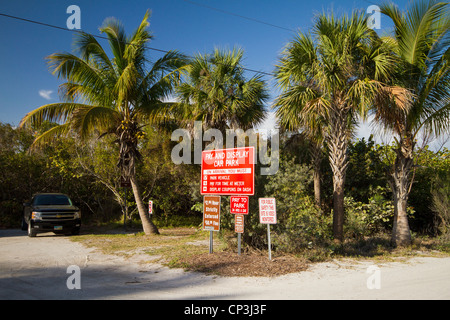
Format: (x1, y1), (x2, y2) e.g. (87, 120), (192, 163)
(235, 214), (244, 233)
(148, 200), (153, 214)
(230, 196), (249, 215)
(203, 195), (221, 231)
(201, 147), (254, 195)
(259, 198), (277, 224)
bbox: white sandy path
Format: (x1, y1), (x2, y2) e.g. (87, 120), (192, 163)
(0, 229), (449, 300)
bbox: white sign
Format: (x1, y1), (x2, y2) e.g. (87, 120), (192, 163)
(259, 198), (276, 224)
(148, 200), (153, 214)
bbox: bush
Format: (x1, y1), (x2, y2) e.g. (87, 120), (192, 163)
(343, 196), (393, 239)
(431, 172), (450, 239)
(273, 196), (331, 253)
(343, 187), (416, 239)
(258, 156), (332, 253)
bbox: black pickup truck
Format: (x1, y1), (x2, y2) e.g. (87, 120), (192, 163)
(22, 193), (81, 237)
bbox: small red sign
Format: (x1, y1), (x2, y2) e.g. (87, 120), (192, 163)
(230, 196), (249, 215)
(201, 147), (254, 195)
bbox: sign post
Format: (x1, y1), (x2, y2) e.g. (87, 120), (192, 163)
(201, 147), (254, 256)
(203, 195), (221, 253)
(230, 196), (248, 255)
(234, 214), (244, 255)
(259, 198), (277, 261)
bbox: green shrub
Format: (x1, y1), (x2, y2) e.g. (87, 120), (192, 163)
(343, 187), (415, 239)
(250, 156), (334, 253)
(273, 196), (332, 253)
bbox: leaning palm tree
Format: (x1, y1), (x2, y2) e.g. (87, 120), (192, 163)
(19, 11), (187, 235)
(374, 1), (450, 246)
(175, 47), (268, 135)
(274, 11), (411, 241)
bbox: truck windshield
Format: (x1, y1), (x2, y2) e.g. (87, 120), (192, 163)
(33, 195), (72, 206)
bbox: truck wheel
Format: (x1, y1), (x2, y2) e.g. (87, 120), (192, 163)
(27, 223), (36, 237)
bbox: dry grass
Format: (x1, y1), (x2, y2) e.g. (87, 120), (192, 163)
(71, 227), (309, 277)
(176, 251), (308, 277)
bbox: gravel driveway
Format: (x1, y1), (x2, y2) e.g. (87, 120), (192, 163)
(1, 229), (449, 300)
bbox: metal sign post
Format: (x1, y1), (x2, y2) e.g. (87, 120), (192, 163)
(238, 233), (241, 255)
(234, 214), (244, 255)
(267, 224), (273, 260)
(259, 198), (277, 261)
(231, 197), (247, 256)
(203, 195), (221, 254)
(209, 231), (213, 254)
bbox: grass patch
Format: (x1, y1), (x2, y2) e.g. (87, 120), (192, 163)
(71, 226), (224, 264)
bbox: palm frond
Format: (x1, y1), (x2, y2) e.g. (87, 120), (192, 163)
(47, 52), (110, 104)
(19, 102), (88, 129)
(73, 31), (114, 71)
(29, 123), (71, 151)
(175, 48), (268, 131)
(99, 17), (127, 72)
(71, 105), (120, 138)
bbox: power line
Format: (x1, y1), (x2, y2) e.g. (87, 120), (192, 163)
(0, 12), (274, 77)
(182, 0), (296, 33)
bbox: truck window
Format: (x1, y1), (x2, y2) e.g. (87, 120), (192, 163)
(33, 195), (72, 206)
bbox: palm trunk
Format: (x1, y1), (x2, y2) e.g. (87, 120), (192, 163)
(310, 142), (322, 207)
(118, 127), (159, 236)
(327, 107), (350, 242)
(313, 170), (321, 207)
(390, 136), (413, 246)
(130, 170), (159, 235)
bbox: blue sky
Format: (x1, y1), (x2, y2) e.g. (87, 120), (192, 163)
(1, 0), (446, 149)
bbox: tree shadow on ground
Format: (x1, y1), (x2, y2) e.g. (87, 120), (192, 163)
(332, 236), (395, 258)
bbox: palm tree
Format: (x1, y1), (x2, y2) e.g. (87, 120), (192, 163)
(375, 1), (450, 246)
(19, 11), (187, 235)
(277, 109), (326, 208)
(175, 47), (268, 135)
(274, 11), (411, 241)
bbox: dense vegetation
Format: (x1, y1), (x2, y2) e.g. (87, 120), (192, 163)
(1, 1), (449, 256)
(1, 122), (449, 251)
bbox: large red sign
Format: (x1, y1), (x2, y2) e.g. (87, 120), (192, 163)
(201, 147), (254, 195)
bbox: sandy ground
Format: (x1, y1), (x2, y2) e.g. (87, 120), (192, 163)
(1, 229), (449, 300)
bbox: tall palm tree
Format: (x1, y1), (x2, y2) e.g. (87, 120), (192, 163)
(175, 47), (268, 135)
(19, 11), (187, 235)
(375, 1), (450, 246)
(274, 11), (411, 241)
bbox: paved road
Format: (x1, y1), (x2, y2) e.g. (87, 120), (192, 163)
(1, 229), (450, 300)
